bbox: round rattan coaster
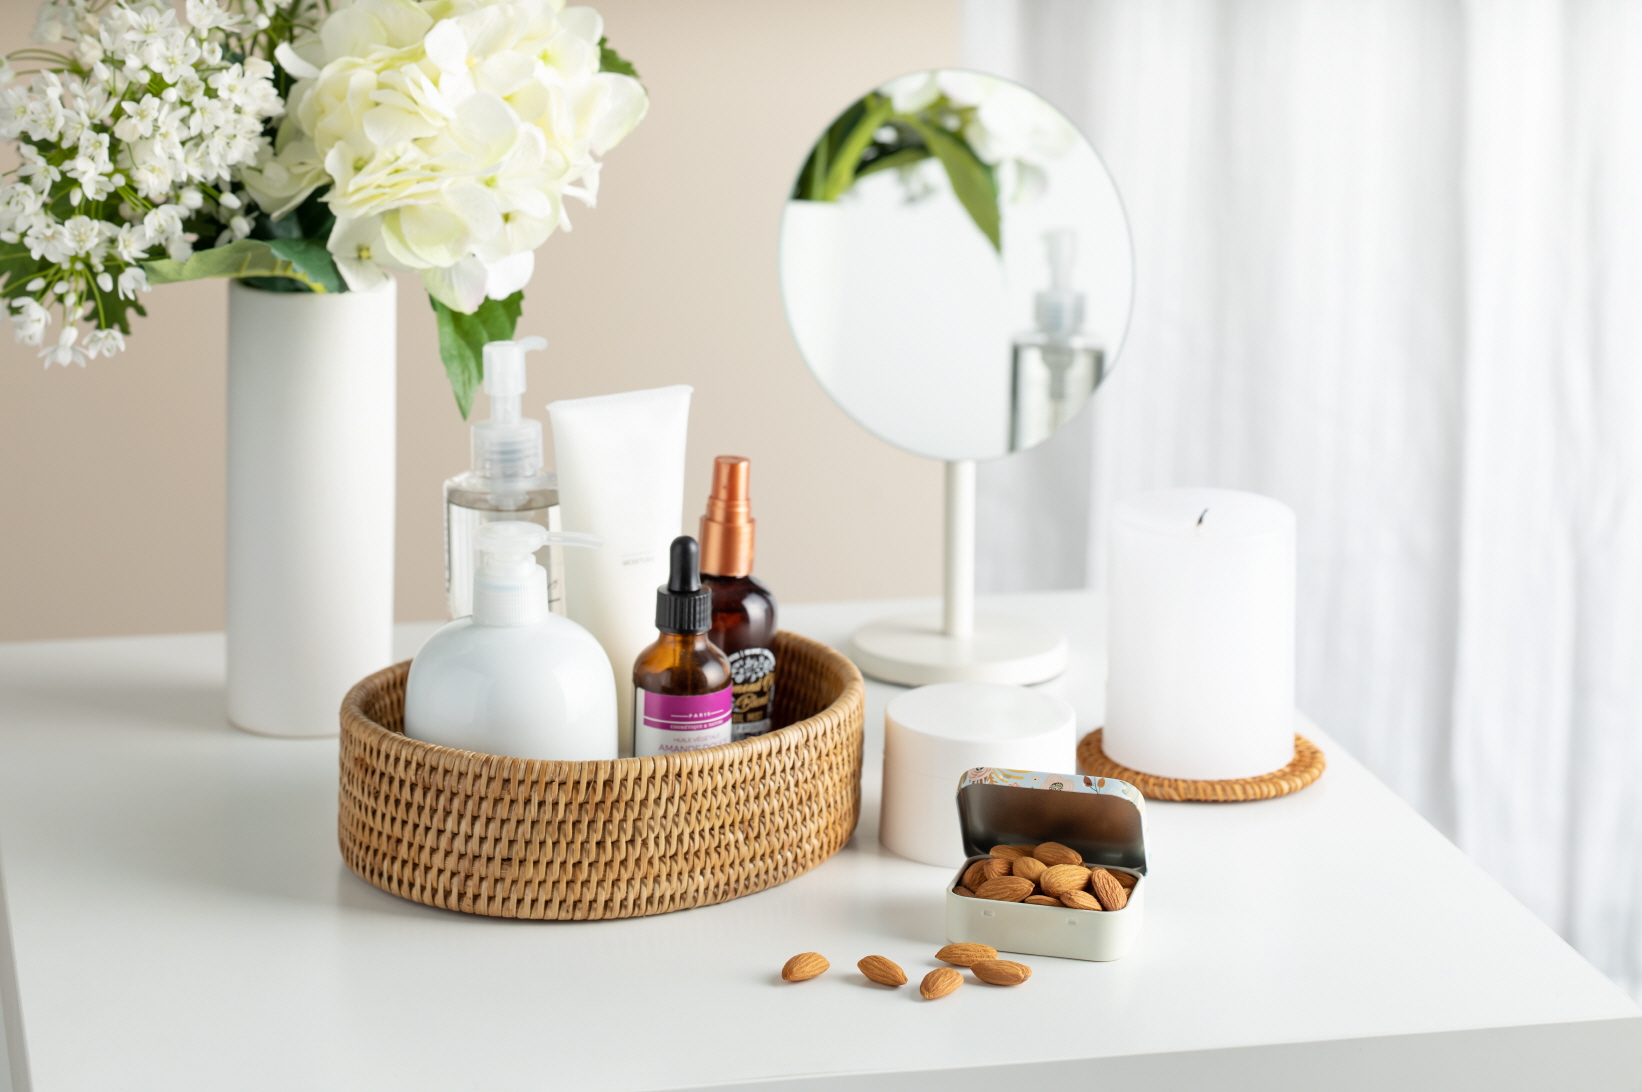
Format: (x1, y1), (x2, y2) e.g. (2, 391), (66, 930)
(1076, 729), (1325, 802)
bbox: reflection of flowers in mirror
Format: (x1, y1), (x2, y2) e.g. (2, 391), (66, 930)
(877, 71), (1075, 205)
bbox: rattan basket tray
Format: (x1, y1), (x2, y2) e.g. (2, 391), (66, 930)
(339, 630), (865, 920)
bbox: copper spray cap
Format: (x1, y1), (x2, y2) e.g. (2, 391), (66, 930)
(699, 456), (755, 578)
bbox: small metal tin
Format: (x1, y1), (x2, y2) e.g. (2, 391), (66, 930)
(946, 767), (1147, 961)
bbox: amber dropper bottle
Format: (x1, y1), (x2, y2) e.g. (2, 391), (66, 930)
(632, 536), (734, 757)
(699, 456), (779, 740)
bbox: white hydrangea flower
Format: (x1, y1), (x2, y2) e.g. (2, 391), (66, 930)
(246, 0), (648, 309)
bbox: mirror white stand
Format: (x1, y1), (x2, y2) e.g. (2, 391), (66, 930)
(850, 460), (1068, 686)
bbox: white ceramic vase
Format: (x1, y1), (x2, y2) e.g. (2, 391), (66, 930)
(225, 279), (397, 738)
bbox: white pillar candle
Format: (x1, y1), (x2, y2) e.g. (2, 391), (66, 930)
(1104, 488), (1296, 780)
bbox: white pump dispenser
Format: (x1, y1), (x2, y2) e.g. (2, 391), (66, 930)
(471, 336), (547, 479)
(444, 336), (566, 619)
(1009, 228), (1105, 452)
(1033, 230), (1086, 343)
(406, 521), (618, 760)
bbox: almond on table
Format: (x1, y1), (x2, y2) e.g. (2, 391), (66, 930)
(781, 953), (829, 981)
(972, 959), (1033, 986)
(920, 968), (963, 1000)
(935, 942), (998, 966)
(858, 955), (907, 987)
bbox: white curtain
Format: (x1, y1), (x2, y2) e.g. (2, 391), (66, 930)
(970, 0), (1642, 999)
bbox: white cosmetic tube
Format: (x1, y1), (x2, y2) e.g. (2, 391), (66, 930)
(547, 385), (692, 755)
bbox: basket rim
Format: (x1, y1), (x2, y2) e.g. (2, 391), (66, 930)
(339, 627), (865, 776)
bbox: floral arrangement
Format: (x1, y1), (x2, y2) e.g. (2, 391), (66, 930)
(791, 70), (1071, 253)
(0, 0), (646, 415)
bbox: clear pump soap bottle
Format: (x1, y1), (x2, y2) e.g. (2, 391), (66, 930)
(445, 336), (563, 619)
(1010, 229), (1105, 451)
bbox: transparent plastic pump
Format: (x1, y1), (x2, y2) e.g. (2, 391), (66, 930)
(471, 336), (548, 480)
(1033, 230), (1086, 344)
(471, 520), (601, 627)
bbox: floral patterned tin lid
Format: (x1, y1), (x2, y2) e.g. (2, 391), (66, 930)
(954, 768), (1147, 874)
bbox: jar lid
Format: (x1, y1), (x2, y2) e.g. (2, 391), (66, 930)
(955, 769), (1147, 875)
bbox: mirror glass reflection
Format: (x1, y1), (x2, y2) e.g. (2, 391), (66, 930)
(780, 70), (1134, 462)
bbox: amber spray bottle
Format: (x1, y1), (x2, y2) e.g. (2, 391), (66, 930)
(699, 456), (778, 740)
(632, 536), (734, 757)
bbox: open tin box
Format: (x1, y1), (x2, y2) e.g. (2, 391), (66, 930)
(946, 768), (1147, 962)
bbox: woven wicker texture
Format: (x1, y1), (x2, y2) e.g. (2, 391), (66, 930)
(339, 630), (864, 919)
(1077, 729), (1325, 802)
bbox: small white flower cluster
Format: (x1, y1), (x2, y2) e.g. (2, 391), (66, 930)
(0, 0), (286, 366)
(246, 0), (648, 313)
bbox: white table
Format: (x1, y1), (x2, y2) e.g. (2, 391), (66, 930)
(0, 591), (1637, 1092)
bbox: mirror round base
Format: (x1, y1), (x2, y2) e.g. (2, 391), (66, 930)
(850, 611), (1068, 687)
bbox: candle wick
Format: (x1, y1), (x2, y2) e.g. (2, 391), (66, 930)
(1197, 509), (1208, 528)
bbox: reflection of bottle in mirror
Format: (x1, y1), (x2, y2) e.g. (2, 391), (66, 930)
(1010, 230), (1105, 451)
(444, 337), (565, 619)
(699, 456), (778, 740)
(633, 536), (734, 756)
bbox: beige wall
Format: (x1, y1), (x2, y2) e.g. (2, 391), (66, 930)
(0, 1), (959, 642)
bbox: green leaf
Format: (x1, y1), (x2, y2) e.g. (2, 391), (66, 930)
(268, 238), (344, 294)
(430, 291), (525, 419)
(821, 93), (894, 201)
(852, 145), (932, 182)
(598, 37), (639, 78)
(905, 117), (1001, 252)
(0, 240), (46, 296)
(142, 238), (334, 291)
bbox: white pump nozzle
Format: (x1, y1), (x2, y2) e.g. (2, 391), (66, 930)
(473, 337), (549, 479)
(1034, 229), (1085, 343)
(471, 521), (602, 626)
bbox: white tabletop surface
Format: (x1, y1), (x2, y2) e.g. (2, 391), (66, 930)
(0, 591), (1638, 1092)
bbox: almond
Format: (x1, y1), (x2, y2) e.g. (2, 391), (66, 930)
(781, 952), (829, 981)
(857, 955), (907, 987)
(974, 876), (1034, 902)
(920, 967), (963, 1000)
(1010, 844), (1039, 856)
(971, 959), (1033, 986)
(1089, 867), (1129, 910)
(981, 857), (1013, 880)
(1012, 856), (1048, 885)
(935, 942), (998, 967)
(1024, 895), (1062, 906)
(1039, 863), (1090, 897)
(953, 885), (977, 898)
(1106, 868), (1139, 889)
(1059, 890), (1103, 911)
(961, 861), (991, 891)
(989, 844), (1029, 860)
(1033, 841), (1083, 866)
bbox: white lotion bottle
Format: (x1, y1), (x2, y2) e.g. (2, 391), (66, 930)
(405, 522), (617, 760)
(547, 385), (693, 756)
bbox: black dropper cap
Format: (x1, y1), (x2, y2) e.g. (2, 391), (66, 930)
(655, 535), (712, 634)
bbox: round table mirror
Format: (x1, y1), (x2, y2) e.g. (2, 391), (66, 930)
(780, 69), (1134, 463)
(779, 70), (1135, 686)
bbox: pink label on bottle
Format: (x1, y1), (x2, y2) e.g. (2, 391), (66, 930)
(634, 686), (733, 756)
